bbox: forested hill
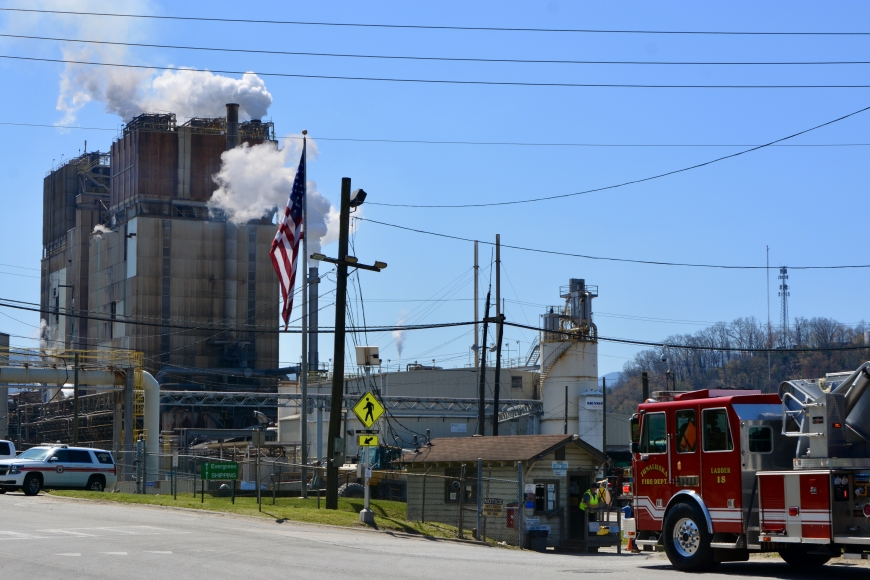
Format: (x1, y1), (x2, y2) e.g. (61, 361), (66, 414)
(607, 316), (869, 415)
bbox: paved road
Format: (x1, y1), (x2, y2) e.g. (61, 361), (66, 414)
(0, 491), (867, 579)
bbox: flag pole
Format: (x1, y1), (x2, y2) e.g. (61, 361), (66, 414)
(300, 130), (309, 498)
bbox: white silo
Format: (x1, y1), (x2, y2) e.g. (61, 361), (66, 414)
(539, 279), (601, 450)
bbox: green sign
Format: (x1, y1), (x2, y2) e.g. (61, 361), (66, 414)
(201, 462), (239, 480)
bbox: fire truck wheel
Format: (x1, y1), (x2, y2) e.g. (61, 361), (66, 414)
(663, 502), (715, 571)
(778, 547), (831, 567)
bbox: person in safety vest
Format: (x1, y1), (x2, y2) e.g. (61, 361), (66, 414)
(579, 481), (602, 522)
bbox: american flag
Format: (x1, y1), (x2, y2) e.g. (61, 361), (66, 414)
(270, 139), (306, 329)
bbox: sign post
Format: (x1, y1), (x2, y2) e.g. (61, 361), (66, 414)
(353, 389), (384, 525)
(200, 461), (240, 504)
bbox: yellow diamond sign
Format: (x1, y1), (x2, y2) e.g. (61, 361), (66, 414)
(352, 391), (384, 428)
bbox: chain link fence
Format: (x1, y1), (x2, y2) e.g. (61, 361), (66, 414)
(106, 450), (528, 546)
(405, 469), (522, 545)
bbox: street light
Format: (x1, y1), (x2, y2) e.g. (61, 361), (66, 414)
(350, 188), (367, 208)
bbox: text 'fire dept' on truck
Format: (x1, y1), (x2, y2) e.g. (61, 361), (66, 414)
(628, 361), (870, 571)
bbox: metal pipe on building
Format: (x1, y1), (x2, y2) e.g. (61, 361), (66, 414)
(0, 367), (160, 474)
(309, 266), (319, 371)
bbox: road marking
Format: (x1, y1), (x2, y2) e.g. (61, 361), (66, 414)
(54, 553), (81, 557)
(39, 529), (97, 537)
(95, 527), (139, 534)
(0, 531), (45, 540)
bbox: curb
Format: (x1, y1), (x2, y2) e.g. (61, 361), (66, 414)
(42, 493), (490, 547)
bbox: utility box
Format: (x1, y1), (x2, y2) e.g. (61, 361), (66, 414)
(355, 346), (381, 367)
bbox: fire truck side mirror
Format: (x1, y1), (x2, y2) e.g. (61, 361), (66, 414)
(630, 442), (640, 455)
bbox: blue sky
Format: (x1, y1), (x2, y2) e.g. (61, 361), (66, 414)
(0, 1), (868, 376)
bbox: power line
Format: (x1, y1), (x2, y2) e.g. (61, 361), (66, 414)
(503, 321), (870, 353)
(3, 8), (870, 36)
(311, 136), (870, 148)
(7, 33), (870, 67)
(0, 262), (39, 271)
(355, 218), (870, 270)
(4, 121), (870, 149)
(6, 54), (870, 90)
(0, 297), (474, 334)
(367, 103), (870, 207)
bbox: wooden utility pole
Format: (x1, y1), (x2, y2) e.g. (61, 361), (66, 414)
(492, 235), (503, 436)
(473, 241), (479, 369)
(319, 179), (385, 509)
(477, 290), (491, 436)
(326, 178), (352, 510)
(602, 377), (607, 454)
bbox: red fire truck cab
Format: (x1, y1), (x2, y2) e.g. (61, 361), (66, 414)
(630, 363), (870, 571)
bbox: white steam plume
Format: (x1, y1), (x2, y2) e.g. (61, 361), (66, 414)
(1, 1), (271, 124)
(208, 140), (346, 254)
(393, 316), (407, 360)
(37, 319), (55, 350)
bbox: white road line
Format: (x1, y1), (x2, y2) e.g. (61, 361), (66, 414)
(95, 527), (139, 534)
(0, 531), (45, 540)
(39, 529), (97, 537)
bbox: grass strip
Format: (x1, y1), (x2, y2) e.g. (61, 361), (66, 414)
(49, 490), (462, 538)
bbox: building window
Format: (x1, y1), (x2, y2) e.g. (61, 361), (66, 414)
(640, 412), (667, 454)
(675, 409), (697, 454)
(748, 426), (773, 453)
(511, 376), (523, 389)
(703, 408), (734, 452)
(534, 481), (559, 513)
(554, 447), (565, 461)
(444, 467), (477, 503)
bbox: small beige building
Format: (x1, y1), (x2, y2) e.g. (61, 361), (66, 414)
(400, 434), (609, 548)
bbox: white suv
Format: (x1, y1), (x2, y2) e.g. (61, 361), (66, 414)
(0, 445), (117, 495)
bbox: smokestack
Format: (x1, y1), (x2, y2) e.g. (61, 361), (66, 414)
(226, 103), (239, 150)
(308, 267), (319, 371)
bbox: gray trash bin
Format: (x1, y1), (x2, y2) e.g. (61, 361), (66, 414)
(528, 529), (549, 552)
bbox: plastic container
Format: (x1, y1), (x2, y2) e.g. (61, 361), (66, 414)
(527, 529), (549, 552)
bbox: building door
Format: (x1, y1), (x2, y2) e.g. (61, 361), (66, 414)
(568, 474), (589, 540)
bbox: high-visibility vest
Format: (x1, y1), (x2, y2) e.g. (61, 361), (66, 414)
(579, 489), (600, 511)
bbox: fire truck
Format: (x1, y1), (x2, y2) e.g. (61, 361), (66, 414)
(630, 361), (870, 570)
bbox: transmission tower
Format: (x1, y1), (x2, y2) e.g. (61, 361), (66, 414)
(778, 266), (790, 340)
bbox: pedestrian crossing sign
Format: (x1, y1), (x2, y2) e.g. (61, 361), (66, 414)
(352, 391), (384, 428)
(358, 434), (379, 447)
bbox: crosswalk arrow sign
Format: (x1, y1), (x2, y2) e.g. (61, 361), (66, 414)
(358, 434), (379, 447)
(352, 391), (384, 428)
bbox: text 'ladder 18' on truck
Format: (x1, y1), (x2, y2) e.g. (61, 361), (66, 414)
(628, 361), (870, 571)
